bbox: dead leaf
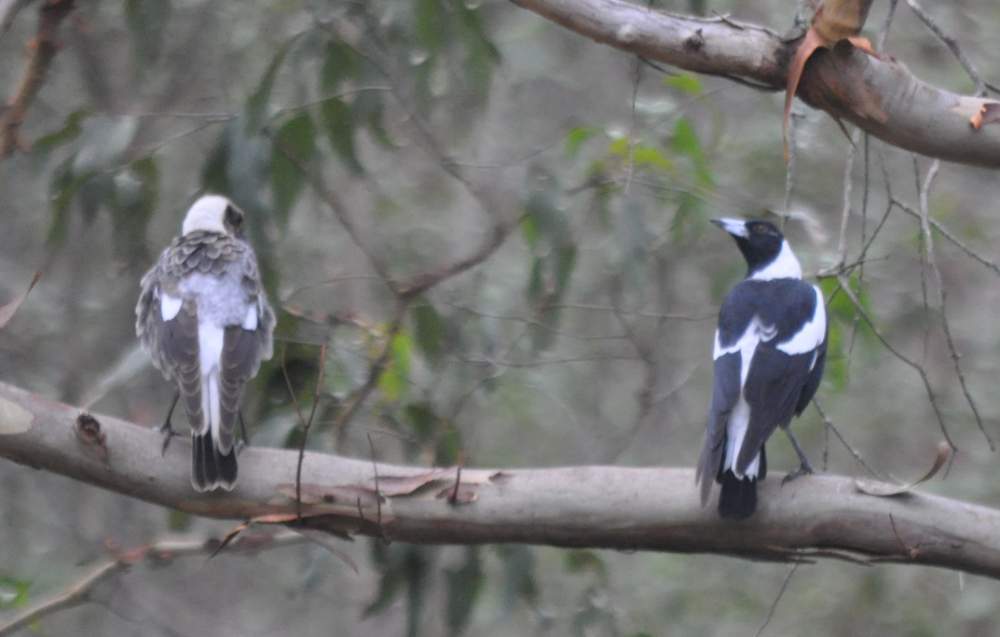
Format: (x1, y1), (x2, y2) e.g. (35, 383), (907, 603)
(206, 523), (251, 560)
(0, 271), (40, 329)
(854, 441), (950, 496)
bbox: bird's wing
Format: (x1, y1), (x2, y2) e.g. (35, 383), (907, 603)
(697, 346), (742, 505)
(135, 268), (162, 367)
(216, 325), (258, 453)
(160, 297), (205, 434)
(735, 345), (815, 473)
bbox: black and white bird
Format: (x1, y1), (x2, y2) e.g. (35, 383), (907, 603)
(136, 195), (275, 492)
(696, 218), (827, 520)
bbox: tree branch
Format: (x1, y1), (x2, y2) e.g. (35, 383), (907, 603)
(2, 380), (1000, 579)
(506, 0), (1000, 168)
(0, 0), (74, 162)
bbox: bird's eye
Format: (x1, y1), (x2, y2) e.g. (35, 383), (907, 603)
(753, 225), (767, 234)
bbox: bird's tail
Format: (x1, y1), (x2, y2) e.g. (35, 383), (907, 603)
(718, 471), (756, 520)
(192, 430), (237, 492)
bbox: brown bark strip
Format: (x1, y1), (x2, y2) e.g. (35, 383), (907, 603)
(0, 0), (75, 162)
(3, 380), (1000, 579)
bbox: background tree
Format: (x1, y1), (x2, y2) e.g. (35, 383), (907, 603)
(2, 0), (1000, 635)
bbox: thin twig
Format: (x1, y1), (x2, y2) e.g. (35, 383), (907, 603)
(753, 563), (799, 637)
(0, 0), (32, 44)
(905, 0), (987, 96)
(334, 304), (406, 444)
(818, 128), (863, 277)
(875, 0), (900, 50)
(0, 533), (304, 636)
(914, 160), (992, 450)
(295, 342), (329, 520)
(834, 274), (954, 449)
(0, 0), (75, 162)
(813, 398), (882, 479)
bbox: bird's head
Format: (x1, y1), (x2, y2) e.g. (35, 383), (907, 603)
(181, 195), (246, 239)
(712, 218), (802, 280)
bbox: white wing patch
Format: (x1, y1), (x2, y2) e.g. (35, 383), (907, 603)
(242, 305), (258, 331)
(750, 240), (802, 281)
(777, 285), (826, 355)
(161, 293), (183, 322)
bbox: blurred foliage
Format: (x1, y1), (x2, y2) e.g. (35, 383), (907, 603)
(2, 0), (1000, 635)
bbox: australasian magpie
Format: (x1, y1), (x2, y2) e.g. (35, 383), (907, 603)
(695, 219), (827, 520)
(136, 195), (275, 491)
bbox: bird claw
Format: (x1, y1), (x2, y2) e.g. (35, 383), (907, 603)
(781, 461), (816, 485)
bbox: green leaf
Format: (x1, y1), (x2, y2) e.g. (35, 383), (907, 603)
(33, 109), (89, 153)
(412, 300), (446, 361)
(414, 0), (447, 57)
(670, 118), (712, 188)
(404, 402), (437, 442)
(608, 138), (675, 173)
(320, 98), (364, 174)
(379, 332), (413, 402)
(446, 547), (483, 636)
(435, 424), (461, 465)
(321, 40), (360, 92)
(564, 549), (608, 579)
(664, 74), (703, 96)
(0, 577), (31, 608)
(270, 113), (316, 227)
(520, 214), (539, 251)
(125, 0), (172, 71)
(246, 42), (293, 132)
(565, 126), (602, 158)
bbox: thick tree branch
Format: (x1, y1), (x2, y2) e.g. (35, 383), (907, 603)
(2, 380), (1000, 579)
(507, 0), (1000, 168)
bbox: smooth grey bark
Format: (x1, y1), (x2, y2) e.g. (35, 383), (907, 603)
(507, 0), (1000, 168)
(3, 381), (1000, 579)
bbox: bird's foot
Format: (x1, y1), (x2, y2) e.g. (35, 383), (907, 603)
(781, 460), (816, 485)
(159, 421), (178, 456)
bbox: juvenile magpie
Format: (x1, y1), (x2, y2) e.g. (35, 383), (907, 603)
(695, 218), (827, 520)
(136, 195), (275, 491)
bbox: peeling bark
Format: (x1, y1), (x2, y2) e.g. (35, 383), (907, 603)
(507, 0), (1000, 168)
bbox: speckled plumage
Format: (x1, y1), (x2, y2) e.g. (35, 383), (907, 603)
(136, 196), (275, 492)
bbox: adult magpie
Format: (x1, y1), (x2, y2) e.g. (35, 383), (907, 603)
(695, 218), (827, 520)
(136, 195), (275, 491)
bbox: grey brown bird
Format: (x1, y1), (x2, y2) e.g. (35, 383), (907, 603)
(136, 195), (275, 491)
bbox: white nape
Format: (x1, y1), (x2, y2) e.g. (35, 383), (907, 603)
(182, 195), (231, 235)
(750, 240), (802, 281)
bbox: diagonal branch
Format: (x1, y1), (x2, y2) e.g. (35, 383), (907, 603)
(0, 0), (74, 162)
(507, 0), (1000, 168)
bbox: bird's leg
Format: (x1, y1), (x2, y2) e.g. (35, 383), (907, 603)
(159, 392), (181, 455)
(781, 428), (815, 484)
(236, 411), (250, 454)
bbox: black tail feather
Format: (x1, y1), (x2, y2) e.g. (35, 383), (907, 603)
(192, 431), (238, 492)
(718, 471), (757, 520)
